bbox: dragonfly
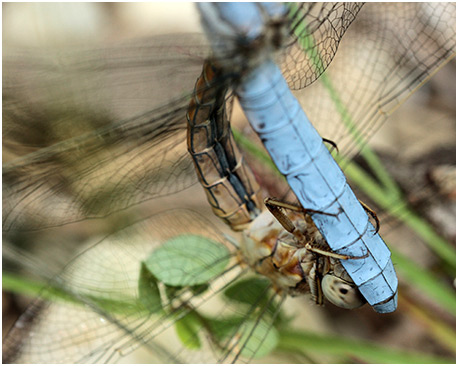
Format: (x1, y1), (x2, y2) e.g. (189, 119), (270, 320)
(3, 2), (456, 364)
(196, 2), (398, 313)
(188, 54), (368, 311)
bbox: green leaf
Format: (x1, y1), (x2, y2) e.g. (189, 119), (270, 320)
(206, 317), (235, 342)
(144, 234), (230, 287)
(138, 262), (162, 313)
(175, 312), (202, 350)
(239, 319), (278, 358)
(207, 317), (278, 359)
(223, 277), (289, 328)
(164, 284), (182, 301)
(224, 277), (270, 305)
(190, 283), (210, 296)
(228, 319), (279, 359)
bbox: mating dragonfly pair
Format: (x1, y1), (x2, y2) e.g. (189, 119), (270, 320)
(3, 2), (456, 363)
(190, 2), (395, 311)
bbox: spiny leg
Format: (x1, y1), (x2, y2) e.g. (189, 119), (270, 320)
(264, 197), (337, 247)
(359, 200), (380, 233)
(264, 197), (296, 233)
(264, 197), (336, 243)
(264, 197), (368, 260)
(304, 244), (369, 260)
(264, 197), (337, 218)
(308, 261), (324, 305)
(264, 197), (305, 242)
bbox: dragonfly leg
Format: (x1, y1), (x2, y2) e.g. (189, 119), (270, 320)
(264, 197), (337, 218)
(322, 137), (339, 154)
(264, 197), (336, 244)
(359, 200), (380, 233)
(307, 261), (324, 305)
(264, 197), (298, 230)
(304, 244), (369, 260)
(264, 197), (368, 260)
(264, 197), (305, 242)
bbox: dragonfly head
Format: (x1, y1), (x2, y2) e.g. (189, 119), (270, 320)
(321, 274), (366, 309)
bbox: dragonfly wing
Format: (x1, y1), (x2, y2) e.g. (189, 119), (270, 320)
(3, 34), (209, 131)
(283, 3), (364, 89)
(288, 3), (456, 159)
(3, 35), (210, 232)
(2, 210), (246, 363)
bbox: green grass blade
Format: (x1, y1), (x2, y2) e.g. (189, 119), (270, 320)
(3, 273), (141, 315)
(390, 248), (456, 315)
(3, 273), (73, 302)
(277, 330), (455, 363)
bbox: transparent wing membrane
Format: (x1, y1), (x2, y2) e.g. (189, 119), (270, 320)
(4, 4), (455, 232)
(3, 210), (268, 363)
(294, 3), (456, 159)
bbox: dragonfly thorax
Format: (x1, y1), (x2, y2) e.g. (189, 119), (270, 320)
(198, 3), (289, 77)
(240, 210), (366, 309)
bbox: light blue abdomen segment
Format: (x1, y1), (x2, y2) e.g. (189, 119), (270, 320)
(238, 60), (398, 313)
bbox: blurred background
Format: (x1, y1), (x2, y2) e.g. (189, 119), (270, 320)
(3, 2), (456, 363)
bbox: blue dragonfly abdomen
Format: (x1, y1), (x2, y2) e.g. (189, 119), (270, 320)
(238, 59), (397, 313)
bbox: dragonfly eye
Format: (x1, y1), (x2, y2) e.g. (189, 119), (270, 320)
(321, 274), (366, 309)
